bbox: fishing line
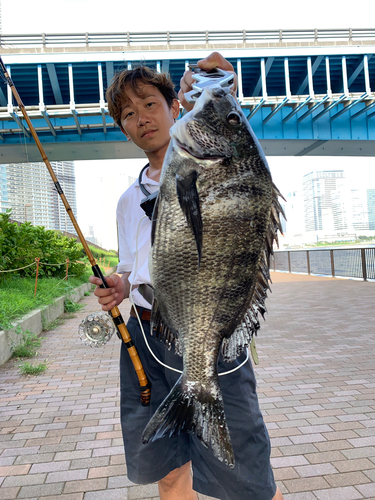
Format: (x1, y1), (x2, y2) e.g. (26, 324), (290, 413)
(129, 214), (250, 376)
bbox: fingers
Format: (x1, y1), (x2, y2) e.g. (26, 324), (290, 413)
(179, 51), (238, 111)
(197, 52), (235, 72)
(89, 274), (118, 288)
(89, 275), (120, 312)
(178, 87), (194, 112)
(198, 52), (238, 97)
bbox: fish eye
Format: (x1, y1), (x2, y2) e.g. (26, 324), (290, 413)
(226, 111), (241, 126)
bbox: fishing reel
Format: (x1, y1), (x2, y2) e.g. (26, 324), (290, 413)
(78, 311), (116, 347)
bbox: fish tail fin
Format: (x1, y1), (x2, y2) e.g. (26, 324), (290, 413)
(141, 376), (235, 467)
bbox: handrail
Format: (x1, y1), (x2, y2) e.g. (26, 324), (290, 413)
(1, 28), (375, 48)
(271, 247), (375, 282)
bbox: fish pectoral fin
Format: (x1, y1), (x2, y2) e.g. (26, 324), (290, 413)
(141, 377), (235, 468)
(150, 193), (160, 247)
(175, 171), (203, 266)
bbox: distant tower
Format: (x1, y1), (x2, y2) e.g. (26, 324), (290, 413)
(303, 171), (345, 234)
(367, 189), (375, 230)
(0, 161), (77, 232)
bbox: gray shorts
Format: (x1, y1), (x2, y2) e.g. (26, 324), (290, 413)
(119, 314), (276, 500)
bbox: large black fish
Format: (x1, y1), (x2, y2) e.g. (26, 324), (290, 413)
(142, 85), (285, 467)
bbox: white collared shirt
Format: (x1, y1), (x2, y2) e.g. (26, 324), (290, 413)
(116, 167), (159, 309)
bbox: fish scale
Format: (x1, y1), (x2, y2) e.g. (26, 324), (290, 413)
(142, 84), (285, 467)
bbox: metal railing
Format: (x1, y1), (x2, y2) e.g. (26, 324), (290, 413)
(1, 29), (375, 49)
(271, 247), (375, 281)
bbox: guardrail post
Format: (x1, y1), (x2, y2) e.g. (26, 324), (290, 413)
(361, 248), (367, 281)
(42, 33), (46, 47)
(330, 249), (335, 277)
(288, 251), (291, 273)
(306, 250), (311, 275)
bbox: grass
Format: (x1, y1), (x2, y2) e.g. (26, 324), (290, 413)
(0, 269), (92, 330)
(43, 317), (64, 331)
(18, 360), (49, 375)
(10, 326), (49, 375)
(11, 327), (43, 358)
(64, 298), (84, 313)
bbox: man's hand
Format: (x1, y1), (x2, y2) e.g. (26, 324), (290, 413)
(89, 273), (128, 312)
(178, 52), (238, 112)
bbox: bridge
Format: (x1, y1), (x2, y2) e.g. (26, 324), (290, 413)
(1, 28), (375, 162)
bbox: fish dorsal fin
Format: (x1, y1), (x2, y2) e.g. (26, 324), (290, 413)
(175, 171), (203, 266)
(221, 183), (285, 362)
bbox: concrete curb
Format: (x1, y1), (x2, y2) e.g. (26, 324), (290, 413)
(0, 282), (93, 367)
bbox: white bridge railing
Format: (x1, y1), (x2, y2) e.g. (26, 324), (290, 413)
(1, 29), (375, 48)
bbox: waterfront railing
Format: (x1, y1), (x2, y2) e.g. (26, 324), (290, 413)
(1, 29), (375, 49)
(271, 247), (375, 281)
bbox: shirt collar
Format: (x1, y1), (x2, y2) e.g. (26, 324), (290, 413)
(135, 166), (159, 188)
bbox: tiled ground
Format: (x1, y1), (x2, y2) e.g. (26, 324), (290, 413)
(0, 272), (374, 500)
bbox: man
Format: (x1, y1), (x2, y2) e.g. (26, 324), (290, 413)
(90, 52), (283, 500)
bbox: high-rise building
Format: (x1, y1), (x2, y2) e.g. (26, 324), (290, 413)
(350, 189), (370, 230)
(0, 161), (77, 233)
(367, 189), (375, 230)
(303, 170), (345, 234)
(285, 190), (304, 232)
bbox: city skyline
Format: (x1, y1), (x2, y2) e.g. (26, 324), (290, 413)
(281, 164), (375, 246)
(73, 157), (375, 250)
(1, 158), (374, 251)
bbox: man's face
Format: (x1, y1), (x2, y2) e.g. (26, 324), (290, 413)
(120, 83), (180, 156)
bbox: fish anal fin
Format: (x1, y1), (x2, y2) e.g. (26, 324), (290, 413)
(175, 171), (203, 266)
(151, 299), (181, 354)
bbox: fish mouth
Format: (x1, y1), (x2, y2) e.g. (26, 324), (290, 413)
(175, 139), (223, 162)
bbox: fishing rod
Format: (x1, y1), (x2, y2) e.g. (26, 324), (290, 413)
(0, 56), (151, 406)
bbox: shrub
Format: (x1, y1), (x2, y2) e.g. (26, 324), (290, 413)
(0, 211), (86, 278)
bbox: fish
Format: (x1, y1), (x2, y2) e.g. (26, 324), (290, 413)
(141, 84), (285, 467)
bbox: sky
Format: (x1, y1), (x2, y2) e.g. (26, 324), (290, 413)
(2, 0), (372, 34)
(2, 0), (375, 249)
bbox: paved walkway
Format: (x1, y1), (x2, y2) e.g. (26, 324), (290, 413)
(0, 273), (374, 500)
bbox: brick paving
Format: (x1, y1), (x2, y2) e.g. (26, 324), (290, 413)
(0, 272), (374, 500)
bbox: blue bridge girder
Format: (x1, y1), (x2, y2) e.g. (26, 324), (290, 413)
(1, 29), (375, 162)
